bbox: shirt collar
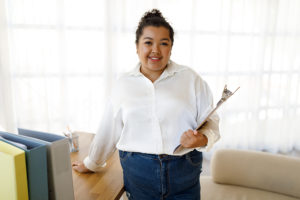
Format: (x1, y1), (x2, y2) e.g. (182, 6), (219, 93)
(127, 60), (186, 79)
(162, 60), (186, 79)
(127, 63), (143, 76)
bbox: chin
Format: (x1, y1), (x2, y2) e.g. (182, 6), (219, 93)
(150, 66), (166, 71)
(149, 63), (167, 69)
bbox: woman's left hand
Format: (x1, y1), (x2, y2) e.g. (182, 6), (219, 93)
(180, 129), (208, 148)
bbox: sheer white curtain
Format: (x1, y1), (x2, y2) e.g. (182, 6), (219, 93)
(0, 0), (17, 133)
(1, 0), (300, 153)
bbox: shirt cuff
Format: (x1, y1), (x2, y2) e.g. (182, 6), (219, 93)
(83, 156), (106, 172)
(196, 129), (220, 152)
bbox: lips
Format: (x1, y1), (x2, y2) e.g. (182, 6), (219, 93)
(148, 56), (162, 62)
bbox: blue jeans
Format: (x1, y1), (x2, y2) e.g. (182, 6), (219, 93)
(119, 150), (202, 200)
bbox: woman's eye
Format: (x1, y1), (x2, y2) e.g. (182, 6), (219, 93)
(161, 42), (169, 46)
(145, 41), (152, 45)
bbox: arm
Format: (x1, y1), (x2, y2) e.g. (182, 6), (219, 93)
(180, 78), (220, 150)
(73, 99), (123, 173)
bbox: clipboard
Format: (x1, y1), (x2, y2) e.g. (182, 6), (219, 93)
(173, 85), (240, 154)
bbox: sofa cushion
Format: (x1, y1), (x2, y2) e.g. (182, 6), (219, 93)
(210, 149), (300, 198)
(201, 176), (300, 200)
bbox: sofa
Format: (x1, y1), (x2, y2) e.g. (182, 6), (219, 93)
(201, 149), (300, 200)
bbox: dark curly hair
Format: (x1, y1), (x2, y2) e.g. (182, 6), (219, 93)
(135, 9), (174, 46)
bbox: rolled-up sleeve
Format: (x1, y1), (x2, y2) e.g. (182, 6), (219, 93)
(197, 114), (220, 151)
(195, 79), (220, 152)
(83, 99), (123, 172)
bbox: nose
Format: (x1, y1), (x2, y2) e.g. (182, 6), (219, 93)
(151, 44), (160, 54)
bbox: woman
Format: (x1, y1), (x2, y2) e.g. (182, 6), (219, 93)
(73, 9), (220, 200)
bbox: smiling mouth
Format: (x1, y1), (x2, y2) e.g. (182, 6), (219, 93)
(148, 57), (162, 62)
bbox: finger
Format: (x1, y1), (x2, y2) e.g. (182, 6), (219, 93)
(181, 130), (193, 147)
(187, 130), (198, 143)
(185, 130), (194, 138)
(180, 132), (189, 145)
(72, 165), (80, 172)
(182, 131), (193, 142)
(180, 132), (187, 142)
(72, 161), (80, 166)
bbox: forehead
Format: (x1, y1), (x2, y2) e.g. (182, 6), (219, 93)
(141, 26), (170, 39)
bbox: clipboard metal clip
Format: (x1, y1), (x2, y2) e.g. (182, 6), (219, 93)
(217, 85), (240, 106)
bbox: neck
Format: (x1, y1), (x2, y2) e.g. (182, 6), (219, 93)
(140, 67), (165, 83)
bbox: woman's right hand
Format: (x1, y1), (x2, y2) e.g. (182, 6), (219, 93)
(180, 129), (208, 148)
(72, 161), (93, 173)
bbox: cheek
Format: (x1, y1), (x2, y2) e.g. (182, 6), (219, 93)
(142, 46), (151, 55)
(138, 46), (150, 58)
(163, 48), (172, 57)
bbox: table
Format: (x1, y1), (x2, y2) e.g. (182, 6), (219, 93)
(70, 132), (125, 200)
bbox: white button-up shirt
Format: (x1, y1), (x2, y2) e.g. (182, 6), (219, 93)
(84, 61), (220, 171)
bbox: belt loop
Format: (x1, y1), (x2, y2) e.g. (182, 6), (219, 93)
(158, 154), (167, 159)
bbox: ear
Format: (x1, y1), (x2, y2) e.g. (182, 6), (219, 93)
(136, 44), (139, 54)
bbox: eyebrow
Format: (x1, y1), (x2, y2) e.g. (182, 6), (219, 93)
(143, 37), (170, 41)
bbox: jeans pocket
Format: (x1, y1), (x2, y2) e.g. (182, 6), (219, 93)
(119, 150), (132, 162)
(186, 150), (203, 167)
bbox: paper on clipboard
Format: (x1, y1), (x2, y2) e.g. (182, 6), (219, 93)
(173, 85), (240, 154)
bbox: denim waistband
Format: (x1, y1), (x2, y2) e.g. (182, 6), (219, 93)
(119, 149), (202, 161)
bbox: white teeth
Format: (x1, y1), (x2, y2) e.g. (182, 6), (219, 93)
(150, 57), (159, 60)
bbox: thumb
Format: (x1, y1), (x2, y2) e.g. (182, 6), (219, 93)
(72, 160), (81, 166)
(193, 130), (198, 135)
(72, 165), (80, 171)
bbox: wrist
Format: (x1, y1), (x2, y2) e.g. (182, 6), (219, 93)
(197, 131), (208, 147)
(201, 133), (208, 146)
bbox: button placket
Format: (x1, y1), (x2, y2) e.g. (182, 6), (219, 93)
(151, 84), (165, 153)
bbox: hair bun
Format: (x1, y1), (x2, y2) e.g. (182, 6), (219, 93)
(135, 9), (174, 45)
(142, 9), (164, 20)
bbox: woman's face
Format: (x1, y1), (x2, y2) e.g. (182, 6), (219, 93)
(136, 26), (172, 74)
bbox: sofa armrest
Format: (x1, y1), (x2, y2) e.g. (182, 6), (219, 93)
(211, 149), (300, 198)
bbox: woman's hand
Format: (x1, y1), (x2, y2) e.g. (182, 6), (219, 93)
(180, 129), (208, 148)
(72, 161), (93, 173)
